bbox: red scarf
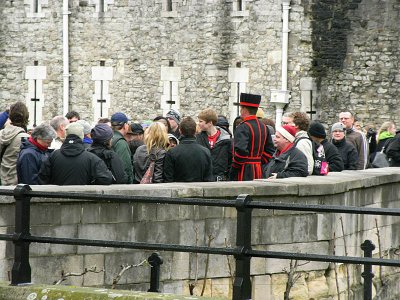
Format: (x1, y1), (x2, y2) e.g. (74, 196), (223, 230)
(208, 130), (220, 149)
(29, 136), (48, 152)
(275, 143), (293, 157)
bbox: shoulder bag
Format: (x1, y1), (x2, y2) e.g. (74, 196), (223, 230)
(140, 152), (157, 184)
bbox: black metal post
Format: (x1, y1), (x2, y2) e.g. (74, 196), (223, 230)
(31, 79), (40, 127)
(233, 194), (252, 300)
(361, 240), (375, 300)
(97, 80), (106, 117)
(237, 83), (240, 117)
(11, 184), (32, 285)
(148, 252), (163, 292)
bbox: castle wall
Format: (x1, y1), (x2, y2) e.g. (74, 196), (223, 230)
(0, 1), (312, 124)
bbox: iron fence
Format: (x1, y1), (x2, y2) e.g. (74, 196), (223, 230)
(0, 184), (399, 299)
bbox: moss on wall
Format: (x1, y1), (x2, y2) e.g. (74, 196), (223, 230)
(0, 281), (226, 300)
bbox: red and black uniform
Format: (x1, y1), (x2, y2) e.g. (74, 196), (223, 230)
(230, 115), (273, 181)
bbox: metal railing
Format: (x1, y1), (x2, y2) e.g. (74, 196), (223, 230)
(0, 184), (399, 299)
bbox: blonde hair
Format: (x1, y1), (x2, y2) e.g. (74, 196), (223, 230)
(377, 121), (395, 142)
(144, 122), (169, 153)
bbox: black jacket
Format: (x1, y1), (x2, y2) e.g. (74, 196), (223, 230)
(386, 133), (400, 167)
(332, 138), (359, 170)
(320, 140), (344, 172)
(265, 145), (308, 179)
(164, 136), (213, 182)
(38, 135), (113, 185)
(196, 127), (232, 181)
(87, 143), (128, 184)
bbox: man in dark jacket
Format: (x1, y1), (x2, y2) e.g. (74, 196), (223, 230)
(266, 125), (308, 179)
(88, 123), (128, 184)
(230, 93), (274, 181)
(386, 131), (400, 167)
(111, 112), (133, 183)
(164, 117), (213, 182)
(331, 122), (359, 170)
(17, 123), (56, 185)
(196, 108), (232, 181)
(308, 121), (344, 173)
(38, 123), (113, 185)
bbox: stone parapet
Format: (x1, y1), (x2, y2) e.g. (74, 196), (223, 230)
(0, 168), (399, 299)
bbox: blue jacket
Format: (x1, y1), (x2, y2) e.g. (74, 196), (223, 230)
(17, 139), (52, 185)
(0, 111), (9, 129)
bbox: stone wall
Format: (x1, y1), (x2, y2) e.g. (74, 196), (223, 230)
(308, 0), (400, 127)
(0, 168), (400, 299)
(0, 1), (312, 123)
(1, 1), (399, 128)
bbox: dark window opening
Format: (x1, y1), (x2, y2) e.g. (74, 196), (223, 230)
(237, 0), (243, 11)
(166, 0), (173, 12)
(99, 0), (105, 12)
(33, 0), (39, 13)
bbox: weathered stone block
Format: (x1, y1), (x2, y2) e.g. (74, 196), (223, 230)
(170, 252), (190, 280)
(204, 218), (236, 247)
(104, 251), (154, 286)
(60, 204), (82, 225)
(81, 203), (101, 224)
(80, 254), (104, 286)
(0, 205), (14, 227)
(194, 206), (224, 220)
(30, 255), (84, 286)
(77, 223), (118, 254)
(136, 203), (157, 221)
(179, 219), (206, 246)
(252, 275), (273, 300)
(265, 241), (329, 274)
(30, 225), (77, 256)
(99, 203), (134, 224)
(30, 204), (62, 226)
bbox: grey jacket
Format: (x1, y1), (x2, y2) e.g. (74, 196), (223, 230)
(0, 125), (29, 185)
(133, 145), (166, 183)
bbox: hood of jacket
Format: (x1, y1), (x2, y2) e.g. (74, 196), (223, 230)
(295, 130), (309, 139)
(0, 125), (26, 146)
(215, 126), (231, 143)
(60, 135), (85, 157)
(20, 138), (39, 152)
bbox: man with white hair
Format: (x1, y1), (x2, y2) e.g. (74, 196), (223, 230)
(266, 125), (308, 179)
(49, 116), (69, 150)
(338, 111), (368, 169)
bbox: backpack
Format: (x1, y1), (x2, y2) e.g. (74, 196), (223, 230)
(294, 136), (328, 176)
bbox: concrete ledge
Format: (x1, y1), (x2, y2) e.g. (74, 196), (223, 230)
(0, 168), (399, 204)
(0, 281), (226, 300)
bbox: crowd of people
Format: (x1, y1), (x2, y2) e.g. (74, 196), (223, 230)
(0, 97), (398, 186)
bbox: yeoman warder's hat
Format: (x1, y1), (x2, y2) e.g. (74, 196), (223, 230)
(234, 93), (262, 108)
